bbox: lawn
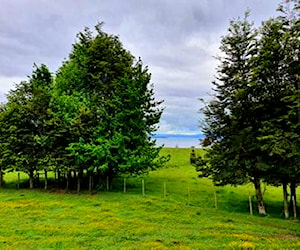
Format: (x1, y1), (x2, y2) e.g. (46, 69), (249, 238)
(0, 148), (299, 249)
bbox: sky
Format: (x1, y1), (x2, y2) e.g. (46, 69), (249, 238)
(0, 0), (280, 135)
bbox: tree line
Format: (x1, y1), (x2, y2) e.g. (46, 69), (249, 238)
(0, 23), (168, 191)
(194, 1), (300, 218)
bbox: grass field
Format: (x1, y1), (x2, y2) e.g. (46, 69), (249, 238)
(0, 148), (299, 249)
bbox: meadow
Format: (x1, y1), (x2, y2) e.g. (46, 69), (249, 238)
(0, 148), (299, 249)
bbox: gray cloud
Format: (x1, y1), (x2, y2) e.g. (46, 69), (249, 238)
(0, 0), (279, 134)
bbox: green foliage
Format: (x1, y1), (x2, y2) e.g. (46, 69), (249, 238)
(199, 12), (263, 186)
(197, 2), (300, 216)
(255, 3), (300, 187)
(1, 65), (53, 187)
(51, 23), (166, 182)
(0, 23), (166, 190)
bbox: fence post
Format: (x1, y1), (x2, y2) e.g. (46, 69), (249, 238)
(249, 195), (253, 215)
(106, 176), (109, 191)
(142, 179), (145, 196)
(123, 178), (126, 193)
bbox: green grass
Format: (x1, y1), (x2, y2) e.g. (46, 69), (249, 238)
(0, 148), (299, 249)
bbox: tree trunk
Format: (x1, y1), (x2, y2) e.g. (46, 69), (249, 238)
(73, 171), (77, 179)
(110, 176), (113, 190)
(36, 171), (40, 185)
(105, 175), (114, 191)
(29, 170), (34, 189)
(106, 176), (109, 191)
(66, 171), (71, 191)
(44, 169), (48, 190)
(77, 171), (82, 193)
(283, 183), (289, 219)
(77, 176), (81, 193)
(98, 174), (102, 189)
(57, 170), (61, 187)
(253, 176), (267, 215)
(89, 172), (93, 192)
(290, 181), (297, 218)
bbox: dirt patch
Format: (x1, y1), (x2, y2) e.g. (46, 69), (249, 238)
(276, 234), (300, 240)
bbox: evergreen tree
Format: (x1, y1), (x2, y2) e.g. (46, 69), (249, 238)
(52, 23), (167, 190)
(197, 1), (300, 217)
(196, 13), (269, 215)
(256, 1), (300, 218)
(3, 65), (53, 188)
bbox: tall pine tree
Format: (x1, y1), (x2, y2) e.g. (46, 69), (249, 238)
(197, 13), (269, 215)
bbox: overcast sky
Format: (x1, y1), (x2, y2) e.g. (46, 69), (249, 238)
(0, 0), (279, 134)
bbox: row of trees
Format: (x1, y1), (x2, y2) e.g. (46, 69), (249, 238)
(0, 23), (168, 191)
(195, 1), (300, 218)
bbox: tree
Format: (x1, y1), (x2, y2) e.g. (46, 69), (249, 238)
(52, 23), (167, 190)
(3, 65), (53, 188)
(197, 1), (300, 217)
(255, 1), (300, 218)
(196, 13), (269, 215)
(253, 17), (294, 218)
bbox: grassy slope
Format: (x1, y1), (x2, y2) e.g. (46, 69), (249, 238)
(0, 148), (299, 249)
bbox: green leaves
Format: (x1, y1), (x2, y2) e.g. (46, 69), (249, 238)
(197, 2), (300, 215)
(50, 23), (166, 180)
(0, 23), (166, 190)
(199, 12), (259, 185)
(1, 65), (54, 176)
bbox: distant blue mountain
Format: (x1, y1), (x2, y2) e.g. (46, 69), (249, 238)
(153, 133), (204, 139)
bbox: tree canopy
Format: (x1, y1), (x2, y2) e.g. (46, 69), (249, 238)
(0, 23), (167, 191)
(195, 1), (300, 217)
